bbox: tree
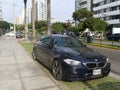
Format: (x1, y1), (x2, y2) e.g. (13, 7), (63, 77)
(35, 21), (47, 28)
(40, 26), (47, 33)
(28, 23), (32, 29)
(72, 8), (93, 22)
(35, 20), (47, 33)
(16, 24), (24, 31)
(0, 21), (11, 35)
(0, 21), (10, 29)
(82, 17), (108, 31)
(52, 22), (64, 33)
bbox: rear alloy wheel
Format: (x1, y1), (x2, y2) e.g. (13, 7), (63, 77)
(52, 60), (63, 80)
(32, 51), (37, 60)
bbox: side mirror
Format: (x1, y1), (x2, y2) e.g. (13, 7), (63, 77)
(46, 42), (53, 49)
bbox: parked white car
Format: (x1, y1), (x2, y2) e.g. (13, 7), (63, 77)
(5, 31), (15, 37)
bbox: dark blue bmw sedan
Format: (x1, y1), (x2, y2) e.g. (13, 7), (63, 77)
(32, 34), (110, 81)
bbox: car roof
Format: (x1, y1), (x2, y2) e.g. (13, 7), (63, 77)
(50, 34), (70, 37)
(41, 34), (70, 39)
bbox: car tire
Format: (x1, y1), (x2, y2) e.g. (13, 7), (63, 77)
(32, 51), (37, 60)
(52, 60), (63, 81)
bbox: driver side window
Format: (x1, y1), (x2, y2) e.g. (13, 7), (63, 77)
(41, 37), (51, 46)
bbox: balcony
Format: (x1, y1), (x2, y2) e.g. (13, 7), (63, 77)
(106, 19), (120, 24)
(93, 0), (102, 4)
(93, 1), (120, 11)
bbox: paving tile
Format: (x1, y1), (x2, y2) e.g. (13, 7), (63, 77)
(0, 70), (19, 80)
(0, 79), (24, 90)
(0, 57), (16, 65)
(16, 56), (33, 64)
(23, 76), (56, 90)
(18, 62), (45, 78)
(14, 51), (29, 57)
(45, 87), (61, 90)
(0, 65), (17, 71)
(0, 50), (14, 57)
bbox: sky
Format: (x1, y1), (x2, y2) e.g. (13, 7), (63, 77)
(1, 0), (75, 23)
(51, 0), (75, 22)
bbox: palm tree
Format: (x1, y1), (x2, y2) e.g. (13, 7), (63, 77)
(47, 0), (51, 35)
(23, 0), (28, 40)
(32, 0), (35, 43)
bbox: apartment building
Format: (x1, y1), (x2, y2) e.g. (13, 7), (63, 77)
(93, 0), (120, 27)
(0, 1), (3, 21)
(75, 0), (120, 28)
(35, 0), (47, 21)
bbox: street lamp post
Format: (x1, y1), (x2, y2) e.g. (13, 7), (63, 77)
(23, 0), (28, 40)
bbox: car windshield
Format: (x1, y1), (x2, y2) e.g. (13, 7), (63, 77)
(53, 36), (83, 47)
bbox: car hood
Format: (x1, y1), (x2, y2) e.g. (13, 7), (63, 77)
(55, 46), (104, 60)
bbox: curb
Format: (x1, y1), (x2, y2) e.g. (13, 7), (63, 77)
(109, 72), (120, 81)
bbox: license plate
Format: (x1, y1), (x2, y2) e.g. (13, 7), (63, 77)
(93, 69), (101, 75)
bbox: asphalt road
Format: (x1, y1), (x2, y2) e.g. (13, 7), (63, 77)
(88, 45), (120, 75)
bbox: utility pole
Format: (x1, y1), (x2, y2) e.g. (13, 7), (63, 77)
(23, 0), (28, 40)
(32, 0), (35, 43)
(47, 0), (51, 35)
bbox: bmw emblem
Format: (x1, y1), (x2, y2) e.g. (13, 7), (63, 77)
(95, 59), (98, 62)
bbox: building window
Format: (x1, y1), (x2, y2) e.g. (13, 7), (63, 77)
(110, 0), (119, 3)
(109, 15), (120, 20)
(79, 1), (87, 6)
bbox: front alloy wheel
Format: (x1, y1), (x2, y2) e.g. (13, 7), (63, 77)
(52, 60), (63, 80)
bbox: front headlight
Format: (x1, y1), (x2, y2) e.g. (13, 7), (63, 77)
(106, 58), (110, 63)
(64, 59), (82, 66)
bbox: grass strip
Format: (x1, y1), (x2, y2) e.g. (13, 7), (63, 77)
(62, 77), (120, 90)
(86, 43), (120, 50)
(21, 42), (33, 54)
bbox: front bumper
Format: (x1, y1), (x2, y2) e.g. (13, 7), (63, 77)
(62, 63), (111, 81)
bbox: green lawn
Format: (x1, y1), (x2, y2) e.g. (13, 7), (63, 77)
(21, 42), (120, 90)
(21, 42), (33, 54)
(62, 77), (120, 90)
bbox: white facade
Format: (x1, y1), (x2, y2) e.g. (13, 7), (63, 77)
(19, 6), (32, 24)
(26, 7), (32, 24)
(16, 16), (21, 25)
(18, 0), (48, 24)
(21, 9), (24, 24)
(35, 0), (47, 21)
(0, 1), (3, 21)
(75, 0), (92, 11)
(93, 0), (120, 27)
(0, 1), (2, 18)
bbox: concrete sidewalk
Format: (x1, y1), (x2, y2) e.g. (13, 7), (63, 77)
(0, 36), (66, 90)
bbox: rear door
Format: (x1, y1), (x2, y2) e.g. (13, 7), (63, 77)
(37, 37), (53, 67)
